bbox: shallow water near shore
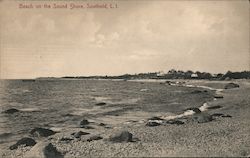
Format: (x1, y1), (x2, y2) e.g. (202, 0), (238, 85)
(0, 79), (215, 152)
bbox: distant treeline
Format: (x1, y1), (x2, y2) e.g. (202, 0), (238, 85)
(60, 70), (250, 80)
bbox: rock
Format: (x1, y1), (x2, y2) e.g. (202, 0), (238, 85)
(59, 137), (73, 143)
(211, 113), (224, 117)
(62, 113), (74, 117)
(221, 114), (232, 118)
(79, 119), (89, 126)
(80, 125), (94, 129)
(25, 141), (63, 158)
(30, 128), (56, 137)
(9, 137), (36, 150)
(211, 113), (232, 118)
(99, 123), (106, 126)
(3, 108), (19, 114)
(71, 131), (90, 138)
(145, 121), (161, 127)
(224, 83), (239, 89)
(147, 116), (164, 121)
(191, 90), (207, 94)
(108, 131), (133, 143)
(166, 119), (185, 125)
(165, 82), (170, 85)
(214, 95), (224, 99)
(185, 107), (201, 113)
(104, 126), (113, 129)
(207, 105), (222, 109)
(86, 135), (103, 142)
(0, 132), (13, 139)
(95, 102), (106, 106)
(192, 113), (213, 123)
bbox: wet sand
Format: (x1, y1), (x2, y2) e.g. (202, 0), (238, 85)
(1, 79), (250, 157)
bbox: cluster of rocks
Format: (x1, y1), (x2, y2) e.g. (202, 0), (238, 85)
(8, 116), (137, 158)
(145, 104), (232, 127)
(9, 127), (57, 148)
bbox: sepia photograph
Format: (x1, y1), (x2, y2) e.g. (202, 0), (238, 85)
(0, 0), (249, 157)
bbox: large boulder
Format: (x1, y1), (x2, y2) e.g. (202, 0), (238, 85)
(224, 83), (239, 89)
(30, 128), (56, 137)
(192, 113), (213, 123)
(9, 137), (36, 150)
(25, 141), (63, 158)
(108, 131), (133, 143)
(3, 108), (19, 114)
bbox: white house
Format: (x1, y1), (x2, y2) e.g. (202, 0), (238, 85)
(191, 73), (198, 78)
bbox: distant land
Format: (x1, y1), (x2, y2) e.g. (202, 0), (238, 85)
(36, 69), (250, 80)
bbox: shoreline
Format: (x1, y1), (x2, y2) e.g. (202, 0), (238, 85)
(1, 80), (250, 157)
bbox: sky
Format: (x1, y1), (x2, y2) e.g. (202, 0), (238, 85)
(0, 0), (249, 79)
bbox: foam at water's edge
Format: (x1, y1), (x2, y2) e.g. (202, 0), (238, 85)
(147, 103), (211, 123)
(146, 84), (221, 123)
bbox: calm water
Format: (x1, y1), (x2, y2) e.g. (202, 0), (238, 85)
(0, 79), (213, 150)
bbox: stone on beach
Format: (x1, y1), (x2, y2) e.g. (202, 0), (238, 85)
(147, 116), (164, 121)
(191, 90), (207, 94)
(3, 108), (20, 114)
(30, 127), (56, 137)
(95, 102), (106, 106)
(59, 137), (73, 143)
(146, 121), (161, 127)
(214, 95), (224, 99)
(24, 141), (63, 158)
(211, 113), (232, 118)
(99, 123), (106, 126)
(80, 125), (95, 129)
(207, 105), (223, 110)
(221, 114), (232, 118)
(9, 137), (36, 150)
(71, 131), (90, 138)
(108, 131), (133, 143)
(224, 83), (239, 89)
(192, 113), (213, 123)
(0, 132), (13, 139)
(85, 135), (103, 142)
(185, 107), (201, 113)
(79, 119), (90, 126)
(165, 119), (185, 125)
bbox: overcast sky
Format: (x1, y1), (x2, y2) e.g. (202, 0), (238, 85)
(0, 0), (249, 79)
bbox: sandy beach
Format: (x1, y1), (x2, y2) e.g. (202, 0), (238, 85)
(1, 79), (250, 157)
